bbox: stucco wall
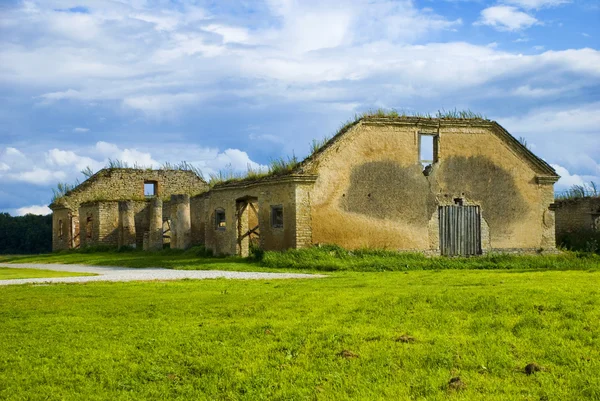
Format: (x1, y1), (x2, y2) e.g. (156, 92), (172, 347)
(304, 120), (556, 252)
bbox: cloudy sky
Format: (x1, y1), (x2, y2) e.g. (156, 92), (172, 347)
(0, 0), (598, 216)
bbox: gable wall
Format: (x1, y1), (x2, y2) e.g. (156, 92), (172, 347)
(307, 122), (555, 252)
(54, 169), (207, 211)
(51, 169), (207, 251)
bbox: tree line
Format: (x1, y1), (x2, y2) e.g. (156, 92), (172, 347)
(0, 213), (52, 254)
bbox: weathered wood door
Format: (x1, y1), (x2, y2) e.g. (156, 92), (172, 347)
(439, 205), (481, 256)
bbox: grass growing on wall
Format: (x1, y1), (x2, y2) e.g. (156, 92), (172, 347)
(1, 270), (599, 400)
(555, 182), (599, 200)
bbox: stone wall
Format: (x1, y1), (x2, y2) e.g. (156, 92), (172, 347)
(53, 169), (207, 210)
(50, 169), (207, 251)
(555, 197), (600, 236)
(51, 207), (72, 251)
(203, 177), (314, 256)
(190, 195), (207, 246)
(78, 203), (101, 248)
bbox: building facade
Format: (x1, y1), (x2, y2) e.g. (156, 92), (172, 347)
(50, 117), (560, 256)
(49, 169), (208, 251)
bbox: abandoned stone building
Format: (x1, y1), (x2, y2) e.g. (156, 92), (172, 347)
(51, 116), (560, 256)
(49, 169), (208, 251)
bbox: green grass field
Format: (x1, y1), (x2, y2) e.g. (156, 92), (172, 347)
(2, 245), (599, 273)
(0, 267), (95, 280)
(1, 269), (599, 400)
(0, 249), (285, 273)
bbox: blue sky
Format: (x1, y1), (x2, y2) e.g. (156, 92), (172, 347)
(0, 0), (598, 215)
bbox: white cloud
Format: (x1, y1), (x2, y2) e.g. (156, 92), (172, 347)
(15, 205), (51, 216)
(501, 102), (600, 134)
(94, 141), (160, 167)
(38, 89), (83, 102)
(73, 127), (89, 133)
(249, 133), (285, 143)
(552, 164), (586, 191)
(203, 24), (251, 44)
(501, 104), (600, 186)
(46, 149), (101, 171)
(477, 6), (538, 31)
(1, 140), (267, 194)
(1, 147), (29, 171)
(501, 0), (570, 10)
(47, 11), (100, 41)
(11, 168), (67, 185)
(6, 147), (24, 157)
(122, 93), (201, 117)
(511, 85), (564, 97)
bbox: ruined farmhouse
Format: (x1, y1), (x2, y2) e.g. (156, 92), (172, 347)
(50, 116), (560, 256)
(50, 169), (208, 251)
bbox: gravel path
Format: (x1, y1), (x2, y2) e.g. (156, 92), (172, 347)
(0, 263), (325, 286)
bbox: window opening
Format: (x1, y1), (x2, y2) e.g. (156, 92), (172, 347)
(215, 209), (226, 230)
(271, 205), (283, 228)
(58, 219), (63, 238)
(419, 134), (439, 174)
(86, 216), (93, 239)
(454, 198), (464, 206)
(144, 181), (158, 197)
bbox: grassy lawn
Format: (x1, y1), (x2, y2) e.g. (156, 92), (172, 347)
(0, 250), (284, 273)
(1, 246), (599, 273)
(1, 270), (599, 400)
(0, 267), (95, 280)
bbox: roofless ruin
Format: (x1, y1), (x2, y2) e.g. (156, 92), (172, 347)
(50, 115), (560, 256)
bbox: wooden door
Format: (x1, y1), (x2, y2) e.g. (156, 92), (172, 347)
(439, 205), (481, 256)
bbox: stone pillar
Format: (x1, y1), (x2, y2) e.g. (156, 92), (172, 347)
(148, 197), (163, 251)
(171, 194), (191, 249)
(118, 201), (136, 248)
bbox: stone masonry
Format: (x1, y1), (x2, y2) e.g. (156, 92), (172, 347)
(50, 116), (560, 256)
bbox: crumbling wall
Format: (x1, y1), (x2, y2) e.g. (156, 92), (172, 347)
(555, 197), (600, 236)
(56, 169), (207, 208)
(51, 208), (71, 251)
(190, 195), (207, 246)
(306, 120), (556, 252)
(203, 179), (310, 256)
(78, 203), (101, 248)
(132, 201), (151, 248)
(50, 169), (208, 251)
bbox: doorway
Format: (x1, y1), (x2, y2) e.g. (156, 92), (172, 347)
(236, 196), (260, 257)
(439, 205), (481, 256)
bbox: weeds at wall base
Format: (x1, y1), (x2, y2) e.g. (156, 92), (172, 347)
(9, 244), (600, 272)
(257, 245), (600, 272)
